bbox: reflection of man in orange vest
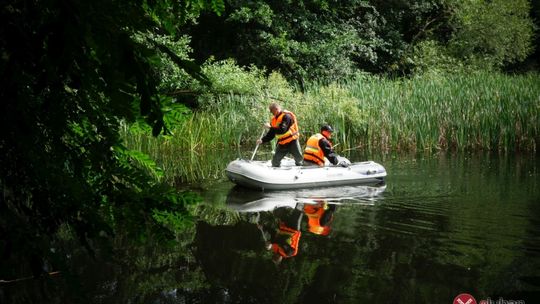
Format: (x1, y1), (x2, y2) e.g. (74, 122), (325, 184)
(303, 201), (336, 236)
(258, 206), (303, 264)
(268, 222), (301, 262)
(303, 124), (348, 167)
(256, 102), (303, 167)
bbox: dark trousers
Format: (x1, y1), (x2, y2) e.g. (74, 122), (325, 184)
(272, 139), (303, 167)
(274, 207), (303, 230)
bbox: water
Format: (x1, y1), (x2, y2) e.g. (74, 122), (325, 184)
(1, 152), (539, 303)
(192, 152), (540, 303)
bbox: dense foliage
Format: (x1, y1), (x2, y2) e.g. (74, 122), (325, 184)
(186, 0), (536, 82)
(0, 0), (223, 280)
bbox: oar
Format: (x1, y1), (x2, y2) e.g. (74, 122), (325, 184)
(250, 129), (266, 161)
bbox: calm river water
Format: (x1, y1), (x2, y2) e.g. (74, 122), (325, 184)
(2, 152), (539, 304)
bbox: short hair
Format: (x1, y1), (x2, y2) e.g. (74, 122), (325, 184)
(269, 102), (280, 111)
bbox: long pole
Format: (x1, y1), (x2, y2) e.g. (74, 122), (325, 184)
(250, 129), (266, 161)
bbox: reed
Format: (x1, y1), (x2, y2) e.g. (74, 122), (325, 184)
(122, 71), (540, 182)
(344, 72), (539, 152)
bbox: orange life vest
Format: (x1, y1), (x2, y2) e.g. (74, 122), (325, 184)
(304, 203), (332, 235)
(271, 110), (299, 145)
(303, 133), (330, 166)
(271, 223), (301, 257)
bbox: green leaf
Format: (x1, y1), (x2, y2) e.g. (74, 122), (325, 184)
(154, 42), (211, 86)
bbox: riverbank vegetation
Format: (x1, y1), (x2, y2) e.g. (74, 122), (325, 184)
(122, 62), (540, 183)
(1, 0), (539, 290)
(121, 0), (540, 182)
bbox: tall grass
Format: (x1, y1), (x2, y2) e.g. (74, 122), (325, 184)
(122, 70), (540, 183)
(344, 72), (539, 152)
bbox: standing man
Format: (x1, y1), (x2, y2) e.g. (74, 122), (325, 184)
(256, 102), (303, 167)
(303, 124), (349, 167)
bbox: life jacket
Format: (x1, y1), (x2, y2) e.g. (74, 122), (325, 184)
(271, 222), (301, 257)
(303, 133), (330, 166)
(271, 110), (299, 145)
(304, 203), (333, 235)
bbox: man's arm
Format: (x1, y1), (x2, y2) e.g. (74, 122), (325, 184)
(319, 138), (339, 165)
(260, 128), (276, 143)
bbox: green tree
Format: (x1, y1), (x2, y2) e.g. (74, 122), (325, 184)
(188, 0), (388, 83)
(0, 0), (223, 279)
(367, 0), (454, 74)
(186, 0), (536, 79)
(447, 0), (535, 69)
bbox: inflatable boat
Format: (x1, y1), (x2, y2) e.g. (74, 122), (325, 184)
(225, 157), (386, 190)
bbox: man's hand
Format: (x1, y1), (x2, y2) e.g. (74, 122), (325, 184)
(263, 122), (271, 129)
(256, 139), (263, 145)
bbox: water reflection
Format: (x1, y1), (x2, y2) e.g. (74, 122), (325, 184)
(255, 206), (303, 263)
(222, 184), (387, 264)
(304, 201), (335, 236)
(226, 183), (387, 212)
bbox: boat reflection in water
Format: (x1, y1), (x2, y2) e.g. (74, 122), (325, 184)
(225, 182), (387, 212)
(224, 183), (386, 264)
